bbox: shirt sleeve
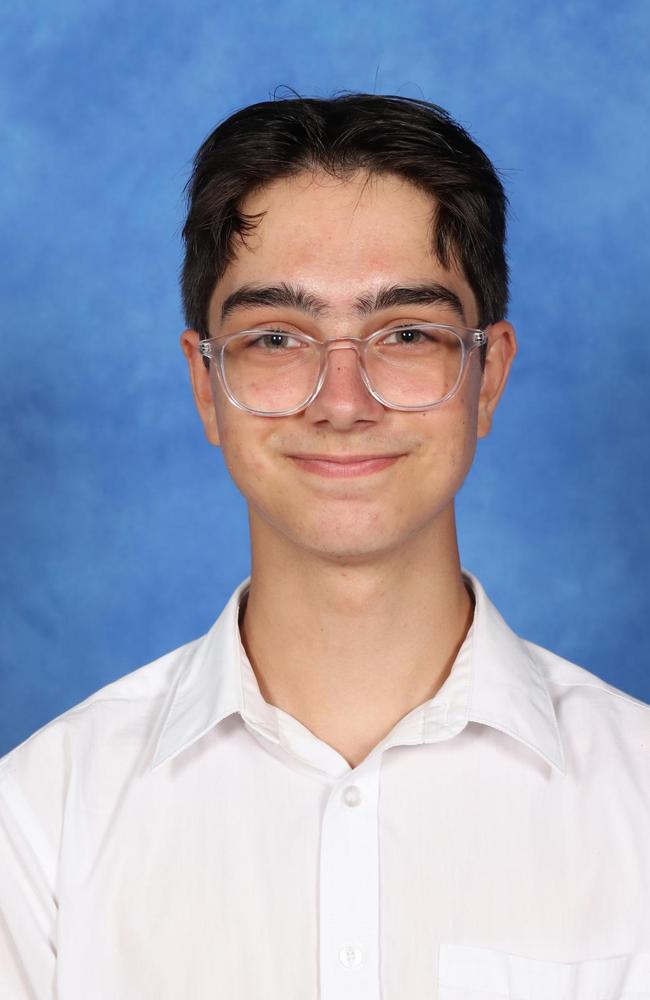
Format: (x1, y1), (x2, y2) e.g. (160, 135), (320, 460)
(0, 762), (57, 999)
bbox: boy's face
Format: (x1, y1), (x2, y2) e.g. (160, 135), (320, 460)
(181, 170), (517, 563)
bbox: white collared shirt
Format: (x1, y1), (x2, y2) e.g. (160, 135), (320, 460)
(1, 569), (649, 999)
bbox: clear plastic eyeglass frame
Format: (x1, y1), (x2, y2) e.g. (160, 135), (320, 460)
(197, 322), (488, 417)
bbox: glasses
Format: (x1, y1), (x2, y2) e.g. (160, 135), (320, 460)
(198, 322), (487, 417)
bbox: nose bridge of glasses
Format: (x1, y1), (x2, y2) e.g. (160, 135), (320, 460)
(323, 337), (366, 355)
(317, 336), (374, 402)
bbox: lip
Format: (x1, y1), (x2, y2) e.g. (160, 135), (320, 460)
(288, 453), (404, 478)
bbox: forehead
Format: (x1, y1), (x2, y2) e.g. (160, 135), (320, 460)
(209, 169), (478, 324)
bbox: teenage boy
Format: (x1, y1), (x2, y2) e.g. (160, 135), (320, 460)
(1, 94), (649, 999)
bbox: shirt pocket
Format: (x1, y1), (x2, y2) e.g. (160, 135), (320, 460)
(437, 942), (650, 1000)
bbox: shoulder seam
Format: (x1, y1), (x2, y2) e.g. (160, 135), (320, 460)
(545, 677), (650, 710)
(0, 639), (202, 763)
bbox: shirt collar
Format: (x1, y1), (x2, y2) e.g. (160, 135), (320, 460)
(462, 570), (566, 776)
(150, 569), (566, 776)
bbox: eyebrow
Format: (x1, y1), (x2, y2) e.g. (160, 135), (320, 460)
(220, 281), (467, 324)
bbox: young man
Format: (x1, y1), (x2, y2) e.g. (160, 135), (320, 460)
(1, 95), (649, 999)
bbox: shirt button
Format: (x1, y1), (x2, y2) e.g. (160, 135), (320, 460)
(342, 785), (362, 807)
(339, 945), (363, 968)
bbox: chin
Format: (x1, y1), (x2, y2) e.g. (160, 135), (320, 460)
(250, 494), (454, 562)
(288, 519), (411, 564)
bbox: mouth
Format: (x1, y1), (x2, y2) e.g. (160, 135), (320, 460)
(288, 453), (405, 478)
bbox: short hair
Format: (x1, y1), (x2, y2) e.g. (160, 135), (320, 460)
(180, 93), (509, 341)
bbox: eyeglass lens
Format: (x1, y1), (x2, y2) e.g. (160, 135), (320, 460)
(222, 326), (464, 412)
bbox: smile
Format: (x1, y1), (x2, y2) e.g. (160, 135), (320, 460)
(288, 454), (404, 478)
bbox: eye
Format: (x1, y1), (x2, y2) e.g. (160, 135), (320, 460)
(394, 327), (425, 345)
(247, 330), (305, 350)
(379, 325), (443, 346)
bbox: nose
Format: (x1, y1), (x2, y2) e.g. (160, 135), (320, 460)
(304, 341), (384, 428)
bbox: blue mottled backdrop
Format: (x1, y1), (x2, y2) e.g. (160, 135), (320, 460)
(1, 1), (649, 756)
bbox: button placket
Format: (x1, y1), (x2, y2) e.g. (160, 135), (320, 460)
(319, 754), (382, 999)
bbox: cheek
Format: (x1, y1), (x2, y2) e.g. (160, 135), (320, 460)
(216, 410), (277, 498)
(221, 433), (264, 488)
(416, 394), (478, 479)
(450, 368), (480, 451)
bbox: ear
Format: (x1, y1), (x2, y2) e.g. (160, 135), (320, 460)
(179, 330), (221, 446)
(476, 321), (518, 439)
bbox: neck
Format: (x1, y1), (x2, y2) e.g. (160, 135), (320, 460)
(239, 503), (474, 769)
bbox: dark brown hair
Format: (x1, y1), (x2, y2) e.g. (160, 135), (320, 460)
(180, 93), (509, 338)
